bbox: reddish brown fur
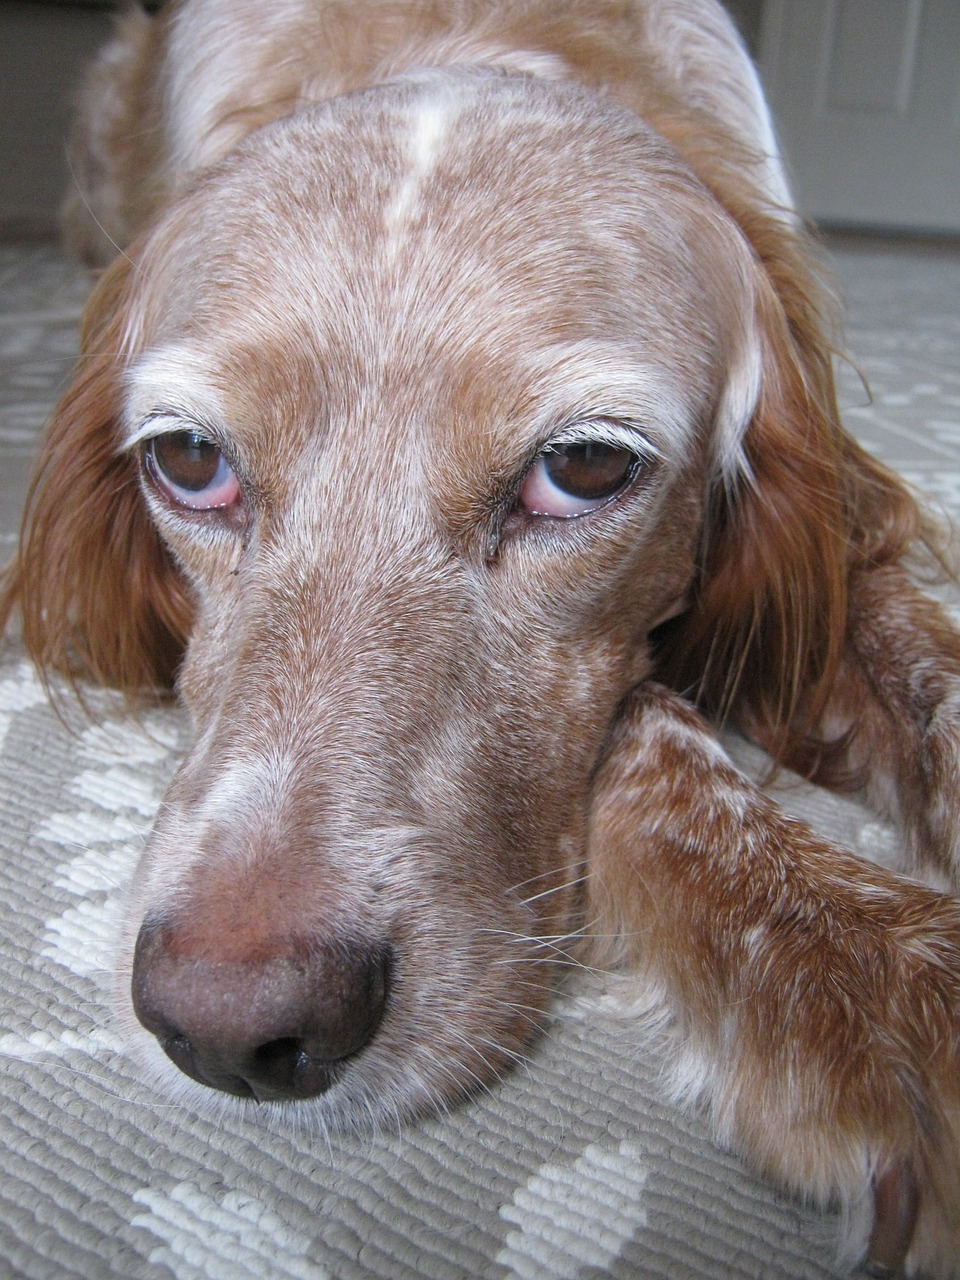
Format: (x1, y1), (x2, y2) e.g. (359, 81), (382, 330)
(589, 685), (960, 1274)
(3, 258), (190, 690)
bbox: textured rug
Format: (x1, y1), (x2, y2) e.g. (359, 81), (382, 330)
(1, 234), (959, 1280)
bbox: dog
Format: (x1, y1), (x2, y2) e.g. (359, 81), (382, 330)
(2, 1), (959, 1273)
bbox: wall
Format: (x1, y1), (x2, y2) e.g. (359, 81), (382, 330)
(0, 2), (115, 238)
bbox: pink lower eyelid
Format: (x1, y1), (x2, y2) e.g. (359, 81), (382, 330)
(154, 454), (241, 510)
(178, 472), (241, 509)
(519, 462), (599, 517)
(177, 484), (239, 510)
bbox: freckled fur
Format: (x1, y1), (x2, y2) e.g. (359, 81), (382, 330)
(3, 2), (960, 1274)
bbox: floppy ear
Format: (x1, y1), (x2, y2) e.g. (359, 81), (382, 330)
(657, 213), (927, 776)
(0, 255), (192, 693)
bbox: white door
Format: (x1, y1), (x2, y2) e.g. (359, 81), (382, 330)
(758, 0), (960, 232)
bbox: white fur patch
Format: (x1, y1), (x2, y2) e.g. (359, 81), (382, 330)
(384, 92), (457, 260)
(164, 0), (313, 173)
(195, 750), (296, 834)
(713, 321), (763, 484)
(524, 343), (698, 473)
(123, 346), (226, 450)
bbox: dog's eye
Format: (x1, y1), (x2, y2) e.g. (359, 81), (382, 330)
(518, 441), (641, 518)
(145, 431), (241, 510)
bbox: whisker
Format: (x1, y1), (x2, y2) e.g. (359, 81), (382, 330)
(507, 863), (584, 894)
(519, 872), (589, 907)
(446, 1025), (537, 1081)
(65, 151), (136, 269)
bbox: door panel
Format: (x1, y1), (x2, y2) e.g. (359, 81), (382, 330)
(758, 0), (960, 232)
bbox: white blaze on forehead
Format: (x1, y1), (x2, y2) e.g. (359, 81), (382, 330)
(384, 91), (459, 258)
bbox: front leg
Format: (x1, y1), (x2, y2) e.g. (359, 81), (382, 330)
(828, 564), (960, 885)
(586, 683), (960, 1278)
(755, 562), (960, 887)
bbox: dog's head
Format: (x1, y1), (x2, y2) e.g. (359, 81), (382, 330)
(6, 71), (852, 1122)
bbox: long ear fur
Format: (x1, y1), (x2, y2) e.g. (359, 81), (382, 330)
(656, 201), (934, 778)
(0, 255), (192, 693)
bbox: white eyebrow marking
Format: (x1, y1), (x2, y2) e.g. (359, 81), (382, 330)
(549, 417), (666, 465)
(524, 344), (698, 469)
(384, 93), (458, 259)
(122, 346), (226, 450)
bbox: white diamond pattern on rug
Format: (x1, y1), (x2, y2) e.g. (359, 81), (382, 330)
(39, 711), (180, 986)
(498, 1140), (649, 1279)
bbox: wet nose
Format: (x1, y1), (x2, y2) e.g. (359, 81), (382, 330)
(131, 919), (391, 1101)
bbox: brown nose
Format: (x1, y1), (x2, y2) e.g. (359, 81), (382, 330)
(131, 919), (391, 1101)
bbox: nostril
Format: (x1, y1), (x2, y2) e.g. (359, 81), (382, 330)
(131, 918), (392, 1101)
(252, 1037), (304, 1079)
(248, 1037), (336, 1099)
(161, 1029), (200, 1081)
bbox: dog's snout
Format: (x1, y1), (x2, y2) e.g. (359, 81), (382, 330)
(131, 920), (391, 1101)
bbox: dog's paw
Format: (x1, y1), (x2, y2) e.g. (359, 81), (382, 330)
(734, 881), (960, 1279)
(870, 963), (960, 1280)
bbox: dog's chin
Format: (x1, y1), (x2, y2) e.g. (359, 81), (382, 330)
(112, 997), (524, 1136)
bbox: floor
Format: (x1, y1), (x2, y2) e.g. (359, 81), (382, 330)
(828, 234), (960, 516)
(0, 244), (91, 551)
